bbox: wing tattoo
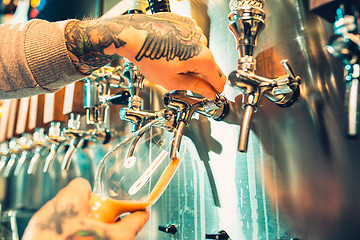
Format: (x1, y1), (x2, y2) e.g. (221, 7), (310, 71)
(132, 14), (203, 62)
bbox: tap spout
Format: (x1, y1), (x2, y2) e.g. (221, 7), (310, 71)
(27, 147), (42, 174)
(345, 64), (360, 136)
(3, 154), (17, 178)
(14, 151), (29, 176)
(61, 137), (83, 170)
(163, 90), (229, 158)
(43, 143), (62, 173)
(171, 121), (186, 160)
(238, 105), (255, 152)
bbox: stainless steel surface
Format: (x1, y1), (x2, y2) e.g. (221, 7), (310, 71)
(4, 0), (360, 239)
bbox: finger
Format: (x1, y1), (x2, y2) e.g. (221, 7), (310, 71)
(199, 31), (208, 46)
(53, 177), (92, 214)
(172, 73), (217, 100)
(192, 51), (226, 94)
(109, 210), (150, 238)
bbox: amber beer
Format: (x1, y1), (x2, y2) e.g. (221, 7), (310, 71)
(89, 158), (180, 223)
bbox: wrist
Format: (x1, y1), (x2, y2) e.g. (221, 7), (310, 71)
(64, 18), (121, 75)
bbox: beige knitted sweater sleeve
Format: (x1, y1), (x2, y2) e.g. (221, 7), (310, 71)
(0, 19), (86, 99)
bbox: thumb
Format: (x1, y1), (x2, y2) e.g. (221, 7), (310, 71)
(108, 210), (150, 238)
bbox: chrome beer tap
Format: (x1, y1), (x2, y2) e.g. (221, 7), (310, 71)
(163, 90), (229, 159)
(124, 108), (177, 160)
(61, 112), (84, 170)
(84, 66), (129, 126)
(60, 68), (129, 170)
(119, 60), (150, 132)
(42, 89), (68, 172)
(13, 133), (33, 176)
(3, 138), (20, 178)
(43, 121), (67, 172)
(228, 0), (301, 152)
(326, 3), (360, 137)
(27, 127), (47, 174)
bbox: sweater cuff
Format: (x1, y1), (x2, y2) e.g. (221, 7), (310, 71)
(24, 19), (87, 92)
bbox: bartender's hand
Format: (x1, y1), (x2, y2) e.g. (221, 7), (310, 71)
(64, 12), (225, 100)
(22, 178), (149, 240)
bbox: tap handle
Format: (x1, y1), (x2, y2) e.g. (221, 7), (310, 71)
(124, 61), (145, 96)
(63, 81), (86, 115)
(15, 97), (31, 136)
(6, 99), (20, 140)
(148, 0), (171, 13)
(0, 100), (11, 142)
(205, 230), (230, 239)
(28, 94), (47, 130)
(280, 59), (297, 80)
(280, 59), (301, 86)
(43, 87), (66, 124)
(107, 89), (131, 105)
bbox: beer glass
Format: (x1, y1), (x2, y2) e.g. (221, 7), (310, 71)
(89, 119), (187, 223)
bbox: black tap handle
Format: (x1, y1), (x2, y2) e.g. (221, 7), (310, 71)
(147, 0), (171, 13)
(107, 90), (130, 105)
(158, 224), (177, 235)
(205, 230), (230, 239)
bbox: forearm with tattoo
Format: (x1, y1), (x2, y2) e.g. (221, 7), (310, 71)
(65, 19), (127, 74)
(65, 13), (203, 75)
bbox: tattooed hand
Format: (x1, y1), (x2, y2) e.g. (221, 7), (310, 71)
(65, 13), (226, 100)
(22, 178), (149, 240)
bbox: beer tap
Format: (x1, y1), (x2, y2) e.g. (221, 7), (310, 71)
(27, 94), (48, 175)
(42, 66), (130, 171)
(27, 127), (47, 174)
(60, 82), (87, 170)
(62, 74), (129, 170)
(326, 3), (360, 137)
(118, 1), (153, 132)
(62, 77), (123, 170)
(227, 0), (301, 152)
(84, 66), (128, 125)
(3, 99), (21, 178)
(120, 0), (174, 131)
(119, 60), (151, 132)
(43, 88), (68, 172)
(163, 91), (229, 159)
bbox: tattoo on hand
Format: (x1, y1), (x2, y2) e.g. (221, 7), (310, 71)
(132, 13), (203, 61)
(37, 202), (78, 235)
(65, 20), (126, 74)
(217, 67), (223, 78)
(66, 229), (110, 240)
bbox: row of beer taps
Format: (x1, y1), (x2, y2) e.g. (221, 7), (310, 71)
(0, 0), (303, 180)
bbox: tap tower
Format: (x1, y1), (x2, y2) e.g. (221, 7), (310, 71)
(228, 0), (265, 73)
(228, 0), (301, 152)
